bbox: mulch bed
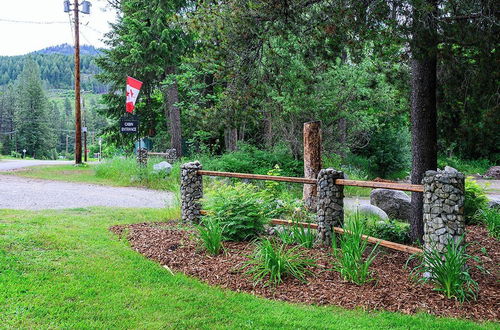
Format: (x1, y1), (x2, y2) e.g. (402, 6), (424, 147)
(110, 222), (499, 322)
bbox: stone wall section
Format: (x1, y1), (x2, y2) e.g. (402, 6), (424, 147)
(181, 161), (203, 223)
(136, 148), (148, 167)
(422, 169), (465, 254)
(316, 168), (344, 246)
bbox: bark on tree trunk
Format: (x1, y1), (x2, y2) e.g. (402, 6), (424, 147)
(409, 0), (438, 243)
(165, 67), (182, 157)
(224, 128), (238, 151)
(303, 121), (322, 211)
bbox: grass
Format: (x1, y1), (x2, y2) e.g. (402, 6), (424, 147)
(0, 207), (495, 328)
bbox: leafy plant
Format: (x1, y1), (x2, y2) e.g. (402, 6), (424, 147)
(277, 222), (316, 249)
(408, 236), (479, 302)
(245, 238), (315, 286)
(203, 182), (270, 241)
(479, 208), (500, 239)
(196, 217), (224, 255)
(464, 177), (489, 224)
(332, 215), (379, 285)
(345, 211), (410, 244)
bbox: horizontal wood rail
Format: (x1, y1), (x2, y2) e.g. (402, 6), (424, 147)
(335, 179), (424, 193)
(148, 152), (169, 156)
(197, 170), (424, 192)
(197, 170), (317, 184)
(271, 219), (423, 255)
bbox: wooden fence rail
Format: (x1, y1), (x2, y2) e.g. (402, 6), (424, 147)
(197, 170), (423, 192)
(271, 219), (422, 254)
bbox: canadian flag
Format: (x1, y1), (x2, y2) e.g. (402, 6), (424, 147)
(126, 76), (143, 113)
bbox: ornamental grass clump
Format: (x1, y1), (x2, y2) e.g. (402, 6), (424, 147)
(332, 216), (379, 285)
(409, 236), (479, 302)
(277, 222), (316, 248)
(245, 238), (315, 286)
(196, 217), (224, 255)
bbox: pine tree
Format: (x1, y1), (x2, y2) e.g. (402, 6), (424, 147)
(14, 59), (55, 158)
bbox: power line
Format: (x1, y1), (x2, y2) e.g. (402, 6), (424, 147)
(0, 18), (67, 25)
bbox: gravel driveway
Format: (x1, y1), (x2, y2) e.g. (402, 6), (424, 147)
(0, 174), (174, 210)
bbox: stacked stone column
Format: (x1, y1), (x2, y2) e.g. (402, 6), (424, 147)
(136, 148), (148, 167)
(165, 148), (177, 163)
(316, 169), (344, 246)
(422, 169), (465, 254)
(181, 161), (203, 224)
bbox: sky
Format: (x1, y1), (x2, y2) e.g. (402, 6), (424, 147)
(0, 0), (117, 56)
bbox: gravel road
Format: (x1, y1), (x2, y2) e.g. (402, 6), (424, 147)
(0, 159), (73, 171)
(0, 174), (174, 210)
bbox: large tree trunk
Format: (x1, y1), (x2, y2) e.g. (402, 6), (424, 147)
(224, 127), (238, 151)
(165, 67), (182, 157)
(303, 121), (322, 211)
(409, 0), (438, 243)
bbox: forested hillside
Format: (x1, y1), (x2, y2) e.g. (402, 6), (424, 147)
(0, 44), (106, 93)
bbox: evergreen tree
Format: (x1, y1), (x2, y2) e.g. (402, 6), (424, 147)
(14, 60), (55, 158)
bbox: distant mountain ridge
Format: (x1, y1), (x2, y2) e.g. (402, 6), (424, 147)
(0, 44), (106, 93)
(33, 44), (103, 56)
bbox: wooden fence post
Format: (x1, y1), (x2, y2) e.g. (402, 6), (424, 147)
(303, 121), (322, 210)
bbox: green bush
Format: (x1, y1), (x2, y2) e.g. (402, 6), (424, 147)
(464, 177), (489, 224)
(354, 126), (411, 179)
(196, 218), (224, 255)
(204, 143), (302, 177)
(245, 238), (315, 286)
(408, 236), (479, 302)
(203, 182), (270, 241)
(345, 212), (410, 243)
(479, 208), (500, 239)
(332, 215), (379, 285)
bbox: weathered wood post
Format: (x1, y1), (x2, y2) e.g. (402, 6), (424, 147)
(422, 169), (465, 253)
(303, 121), (322, 210)
(317, 168), (344, 246)
(181, 161), (203, 224)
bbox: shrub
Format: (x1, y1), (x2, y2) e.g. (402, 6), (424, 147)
(479, 208), (500, 239)
(345, 212), (410, 244)
(464, 177), (488, 224)
(205, 143), (302, 177)
(203, 182), (270, 241)
(196, 218), (224, 255)
(332, 215), (379, 285)
(408, 236), (479, 302)
(245, 238), (315, 286)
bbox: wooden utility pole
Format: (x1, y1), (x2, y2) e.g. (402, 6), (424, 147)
(303, 121), (322, 210)
(73, 0), (82, 164)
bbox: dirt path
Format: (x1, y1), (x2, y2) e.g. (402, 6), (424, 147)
(0, 175), (174, 210)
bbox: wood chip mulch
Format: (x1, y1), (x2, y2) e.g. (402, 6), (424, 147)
(109, 223), (499, 322)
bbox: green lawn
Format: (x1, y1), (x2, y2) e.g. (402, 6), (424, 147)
(9, 164), (122, 186)
(0, 207), (495, 329)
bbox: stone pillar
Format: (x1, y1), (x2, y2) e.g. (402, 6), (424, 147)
(137, 148), (148, 167)
(422, 169), (465, 254)
(165, 148), (177, 163)
(181, 161), (203, 224)
(316, 168), (344, 246)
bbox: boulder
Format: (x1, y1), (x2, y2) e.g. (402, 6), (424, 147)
(485, 166), (500, 179)
(444, 166), (459, 173)
(370, 188), (411, 222)
(153, 161), (172, 175)
(356, 205), (389, 220)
